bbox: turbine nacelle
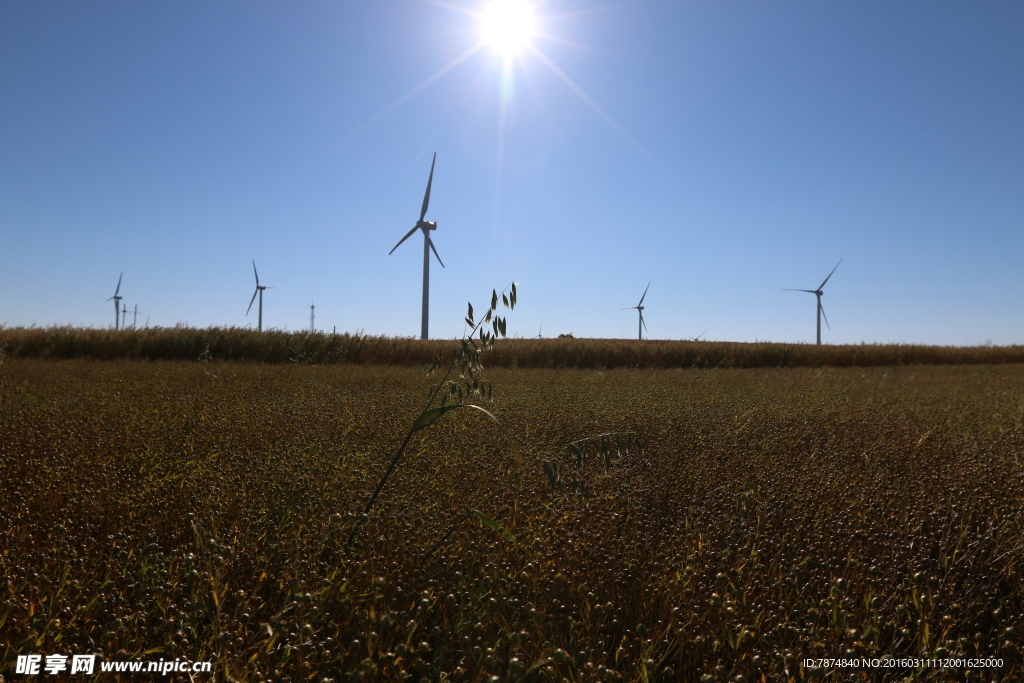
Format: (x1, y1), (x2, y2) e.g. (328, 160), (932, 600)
(783, 259), (842, 345)
(247, 259), (272, 331)
(622, 282), (650, 340)
(389, 152), (444, 339)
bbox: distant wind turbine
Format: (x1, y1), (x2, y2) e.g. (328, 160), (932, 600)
(784, 259), (842, 345)
(107, 273), (123, 330)
(389, 153), (445, 340)
(246, 260), (272, 332)
(537, 323), (543, 339)
(621, 282), (650, 340)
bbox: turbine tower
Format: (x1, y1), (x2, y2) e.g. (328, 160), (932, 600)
(621, 282), (650, 340)
(246, 260), (270, 332)
(310, 299), (315, 333)
(389, 153), (445, 340)
(107, 273), (123, 330)
(784, 259), (842, 345)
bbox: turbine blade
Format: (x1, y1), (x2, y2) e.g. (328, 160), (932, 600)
(389, 226), (419, 255)
(427, 234), (445, 268)
(114, 272), (122, 297)
(246, 288), (258, 315)
(782, 289), (817, 294)
(252, 260), (260, 286)
(819, 258), (843, 290)
(820, 300), (831, 330)
(420, 152), (436, 222)
(621, 306), (638, 310)
(640, 312), (647, 332)
(638, 281), (650, 306)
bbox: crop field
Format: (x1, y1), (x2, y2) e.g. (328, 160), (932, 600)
(3, 325), (1024, 369)
(2, 358), (1023, 681)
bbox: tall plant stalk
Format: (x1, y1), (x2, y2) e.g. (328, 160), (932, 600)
(344, 283), (520, 553)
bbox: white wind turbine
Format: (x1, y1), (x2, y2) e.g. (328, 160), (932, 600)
(107, 273), (123, 330)
(389, 153), (445, 340)
(246, 260), (273, 332)
(622, 282), (650, 340)
(784, 259), (842, 345)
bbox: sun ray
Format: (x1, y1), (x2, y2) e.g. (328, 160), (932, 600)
(531, 32), (601, 54)
(527, 43), (660, 167)
(542, 3), (638, 23)
(343, 40), (487, 142)
(376, 40), (487, 121)
(414, 0), (480, 19)
(493, 93), (508, 231)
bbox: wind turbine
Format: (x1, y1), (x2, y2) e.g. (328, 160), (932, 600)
(621, 282), (650, 340)
(389, 153), (445, 340)
(246, 260), (271, 332)
(107, 273), (123, 330)
(784, 259), (842, 345)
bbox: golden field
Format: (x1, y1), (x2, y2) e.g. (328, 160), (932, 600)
(2, 325), (1024, 368)
(1, 358), (1022, 681)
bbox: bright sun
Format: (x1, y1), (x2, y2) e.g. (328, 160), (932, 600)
(481, 0), (535, 57)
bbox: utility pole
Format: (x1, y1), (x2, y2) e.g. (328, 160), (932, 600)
(122, 304), (128, 330)
(133, 305), (138, 329)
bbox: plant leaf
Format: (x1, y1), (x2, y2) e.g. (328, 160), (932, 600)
(411, 405), (462, 432)
(473, 510), (516, 542)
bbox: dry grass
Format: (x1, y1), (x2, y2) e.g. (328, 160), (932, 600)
(2, 359), (1022, 681)
(1, 325), (1023, 368)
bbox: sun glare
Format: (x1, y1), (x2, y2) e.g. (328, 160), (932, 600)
(481, 0), (535, 57)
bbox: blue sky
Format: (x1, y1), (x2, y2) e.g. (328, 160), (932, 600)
(2, 1), (1022, 345)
